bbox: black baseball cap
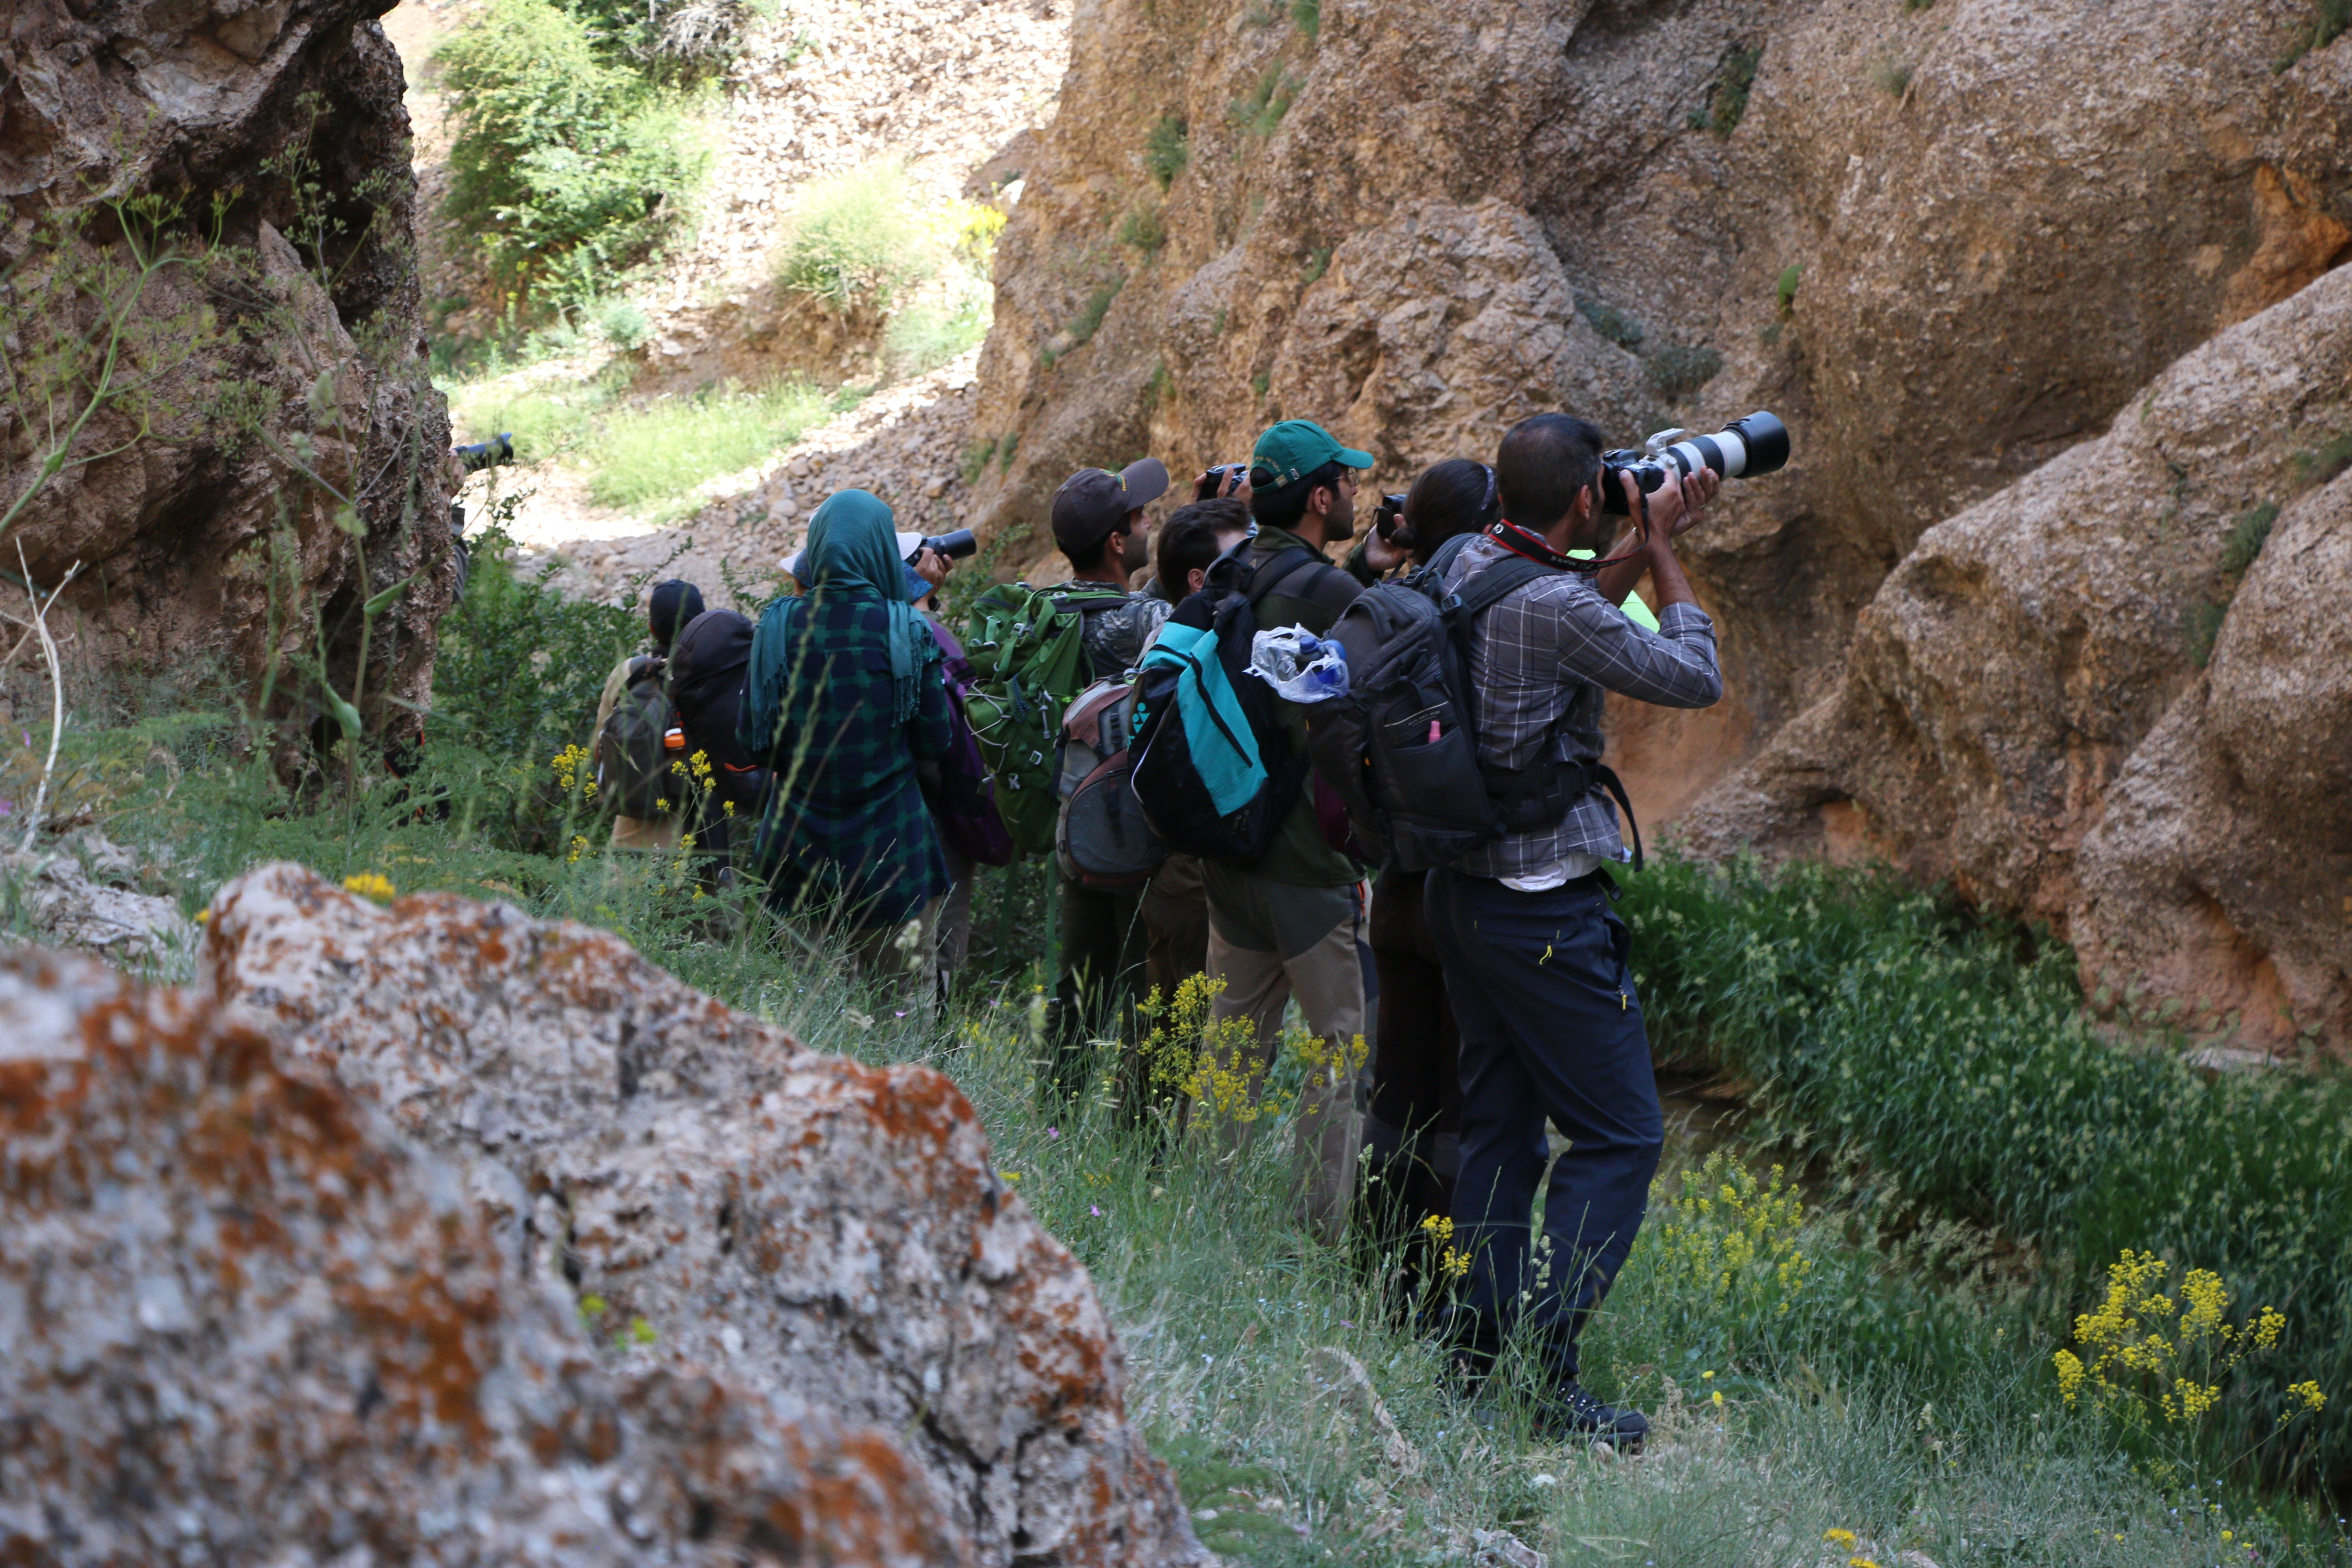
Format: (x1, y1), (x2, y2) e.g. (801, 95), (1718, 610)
(1051, 457), (1170, 555)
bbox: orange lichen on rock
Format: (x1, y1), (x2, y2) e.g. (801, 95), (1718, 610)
(199, 862), (1207, 1566)
(0, 946), (962, 1566)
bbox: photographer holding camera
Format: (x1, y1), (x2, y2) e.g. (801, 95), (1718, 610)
(1430, 412), (1721, 1449)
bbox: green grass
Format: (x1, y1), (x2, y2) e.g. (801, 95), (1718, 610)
(1290, 0), (1319, 39)
(2221, 502), (2278, 578)
(17, 566), (2352, 1562)
(1625, 853), (2352, 1499)
(2278, 0), (2350, 69)
(1232, 64), (1301, 136)
(776, 163), (940, 314)
(446, 368), (622, 466)
(1874, 55), (1915, 97)
(1776, 263), (1803, 316)
(884, 278), (991, 381)
(585, 380), (842, 515)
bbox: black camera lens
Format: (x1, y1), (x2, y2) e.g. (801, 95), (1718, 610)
(455, 433), (514, 472)
(917, 528), (978, 560)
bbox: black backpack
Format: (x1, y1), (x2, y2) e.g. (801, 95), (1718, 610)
(597, 655), (677, 819)
(1304, 543), (1643, 873)
(1128, 546), (1321, 864)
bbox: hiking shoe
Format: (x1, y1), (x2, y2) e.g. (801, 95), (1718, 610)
(1529, 1382), (1648, 1452)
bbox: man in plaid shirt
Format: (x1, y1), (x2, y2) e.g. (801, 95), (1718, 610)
(1429, 412), (1722, 1450)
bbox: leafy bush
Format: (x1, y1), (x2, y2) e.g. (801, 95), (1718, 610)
(1776, 263), (1803, 315)
(1143, 115), (1189, 190)
(436, 0), (711, 312)
(597, 298), (652, 349)
(1623, 853), (2352, 1492)
(1118, 207), (1168, 254)
(585, 380), (843, 516)
(775, 164), (939, 314)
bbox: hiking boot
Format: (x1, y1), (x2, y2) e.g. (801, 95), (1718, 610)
(1529, 1382), (1648, 1452)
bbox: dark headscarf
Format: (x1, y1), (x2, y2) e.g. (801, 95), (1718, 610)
(648, 579), (704, 652)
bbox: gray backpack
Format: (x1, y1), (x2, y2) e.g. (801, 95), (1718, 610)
(1303, 544), (1642, 873)
(1054, 678), (1167, 889)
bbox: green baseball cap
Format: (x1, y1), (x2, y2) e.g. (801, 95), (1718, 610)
(1250, 420), (1374, 487)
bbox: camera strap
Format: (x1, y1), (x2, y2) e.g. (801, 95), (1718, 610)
(1485, 519), (1644, 574)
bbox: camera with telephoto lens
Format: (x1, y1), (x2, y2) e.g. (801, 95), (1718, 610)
(1598, 410), (1789, 515)
(910, 528), (977, 562)
(1372, 493), (1409, 541)
(1197, 462), (1250, 500)
(454, 433), (514, 472)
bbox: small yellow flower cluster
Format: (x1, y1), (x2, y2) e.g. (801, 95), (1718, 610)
(1823, 1528), (1857, 1550)
(669, 748), (716, 790)
(2053, 1250), (2322, 1433)
(1138, 975), (1292, 1127)
(550, 743), (597, 799)
(1652, 1151), (1813, 1319)
(1420, 1214), (1472, 1280)
(567, 833), (591, 866)
(341, 872), (395, 903)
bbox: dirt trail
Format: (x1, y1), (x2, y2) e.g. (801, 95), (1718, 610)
(384, 0), (1072, 608)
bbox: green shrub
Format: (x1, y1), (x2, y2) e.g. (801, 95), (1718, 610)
(2222, 502), (2279, 577)
(1067, 279), (1122, 348)
(436, 0), (710, 312)
(1289, 0), (1319, 38)
(1249, 370), (1270, 401)
(1144, 115), (1189, 189)
(1623, 854), (2352, 1494)
(1300, 244), (1331, 284)
(775, 164), (939, 314)
(1776, 263), (1803, 316)
(1231, 64), (1299, 136)
(2293, 429), (2352, 489)
(959, 437), (998, 487)
(1689, 43), (1762, 136)
(1874, 55), (1914, 97)
(1646, 343), (1723, 400)
(585, 380), (842, 516)
(597, 298), (652, 349)
(1575, 292), (1645, 349)
(2187, 599), (2229, 668)
(2278, 0), (2350, 68)
(1118, 207), (1167, 254)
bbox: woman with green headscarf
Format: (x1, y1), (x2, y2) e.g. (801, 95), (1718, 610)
(738, 490), (954, 990)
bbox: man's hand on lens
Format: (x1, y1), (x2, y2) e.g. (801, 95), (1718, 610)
(913, 547), (952, 588)
(1362, 532), (1410, 573)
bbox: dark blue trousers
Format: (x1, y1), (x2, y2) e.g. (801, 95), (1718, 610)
(1424, 865), (1663, 1382)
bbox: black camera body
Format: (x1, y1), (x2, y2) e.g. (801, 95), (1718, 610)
(1598, 411), (1788, 515)
(455, 433), (514, 473)
(1372, 493), (1409, 541)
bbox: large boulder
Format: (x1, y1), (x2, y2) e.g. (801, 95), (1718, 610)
(0, 944), (959, 1565)
(199, 863), (1207, 1566)
(1679, 261), (2352, 1044)
(0, 0), (457, 741)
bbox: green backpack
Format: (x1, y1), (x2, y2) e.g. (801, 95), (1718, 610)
(960, 581), (1131, 854)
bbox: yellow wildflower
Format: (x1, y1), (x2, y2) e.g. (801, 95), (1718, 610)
(1823, 1529), (1857, 1550)
(342, 872), (395, 903)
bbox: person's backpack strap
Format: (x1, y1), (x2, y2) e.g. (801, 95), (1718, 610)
(1442, 552), (1647, 870)
(1243, 546), (1339, 613)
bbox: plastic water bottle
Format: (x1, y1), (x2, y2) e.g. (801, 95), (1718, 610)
(1247, 627), (1351, 702)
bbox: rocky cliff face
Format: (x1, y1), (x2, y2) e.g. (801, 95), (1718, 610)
(971, 0), (2352, 1041)
(0, 0), (456, 741)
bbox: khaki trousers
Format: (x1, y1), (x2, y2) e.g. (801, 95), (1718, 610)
(1202, 867), (1366, 1245)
